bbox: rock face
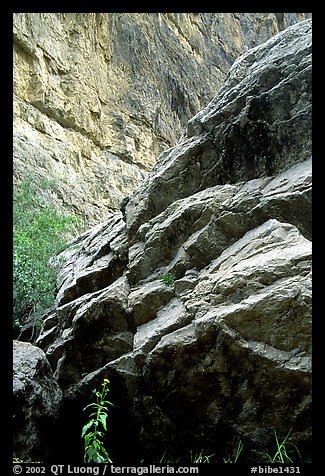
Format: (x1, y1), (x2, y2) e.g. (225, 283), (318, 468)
(13, 13), (311, 225)
(13, 341), (63, 461)
(33, 19), (312, 462)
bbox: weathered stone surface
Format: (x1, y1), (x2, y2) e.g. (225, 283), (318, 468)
(124, 18), (312, 237)
(52, 212), (128, 306)
(34, 20), (312, 462)
(126, 157), (311, 286)
(143, 219), (311, 434)
(13, 341), (62, 461)
(13, 13), (311, 224)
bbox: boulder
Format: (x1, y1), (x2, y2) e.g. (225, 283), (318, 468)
(13, 341), (62, 461)
(35, 19), (312, 462)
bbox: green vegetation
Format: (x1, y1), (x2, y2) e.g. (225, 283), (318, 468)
(260, 429), (301, 463)
(79, 381), (301, 464)
(81, 378), (114, 463)
(160, 272), (176, 287)
(154, 449), (215, 464)
(139, 431), (301, 464)
(14, 391), (303, 465)
(190, 449), (216, 463)
(155, 445), (237, 464)
(223, 439), (244, 463)
(13, 175), (80, 333)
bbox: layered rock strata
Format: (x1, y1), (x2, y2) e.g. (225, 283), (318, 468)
(14, 19), (312, 462)
(13, 13), (311, 225)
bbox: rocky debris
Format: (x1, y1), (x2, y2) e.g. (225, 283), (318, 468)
(13, 341), (62, 461)
(32, 19), (312, 462)
(13, 13), (311, 224)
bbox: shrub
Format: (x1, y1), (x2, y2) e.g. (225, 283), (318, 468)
(13, 175), (80, 332)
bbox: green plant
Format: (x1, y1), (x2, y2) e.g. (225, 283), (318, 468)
(260, 429), (301, 463)
(13, 175), (80, 332)
(160, 272), (176, 287)
(81, 378), (113, 463)
(190, 449), (215, 463)
(223, 440), (244, 463)
(138, 430), (305, 464)
(156, 450), (180, 464)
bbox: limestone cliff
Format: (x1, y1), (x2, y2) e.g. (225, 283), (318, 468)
(13, 19), (311, 462)
(13, 13), (311, 225)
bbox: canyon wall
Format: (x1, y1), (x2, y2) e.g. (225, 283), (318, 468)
(12, 19), (311, 463)
(13, 13), (311, 225)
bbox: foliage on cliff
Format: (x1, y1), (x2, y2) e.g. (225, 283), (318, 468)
(13, 176), (80, 332)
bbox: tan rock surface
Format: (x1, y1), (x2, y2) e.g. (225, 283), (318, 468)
(13, 13), (311, 225)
